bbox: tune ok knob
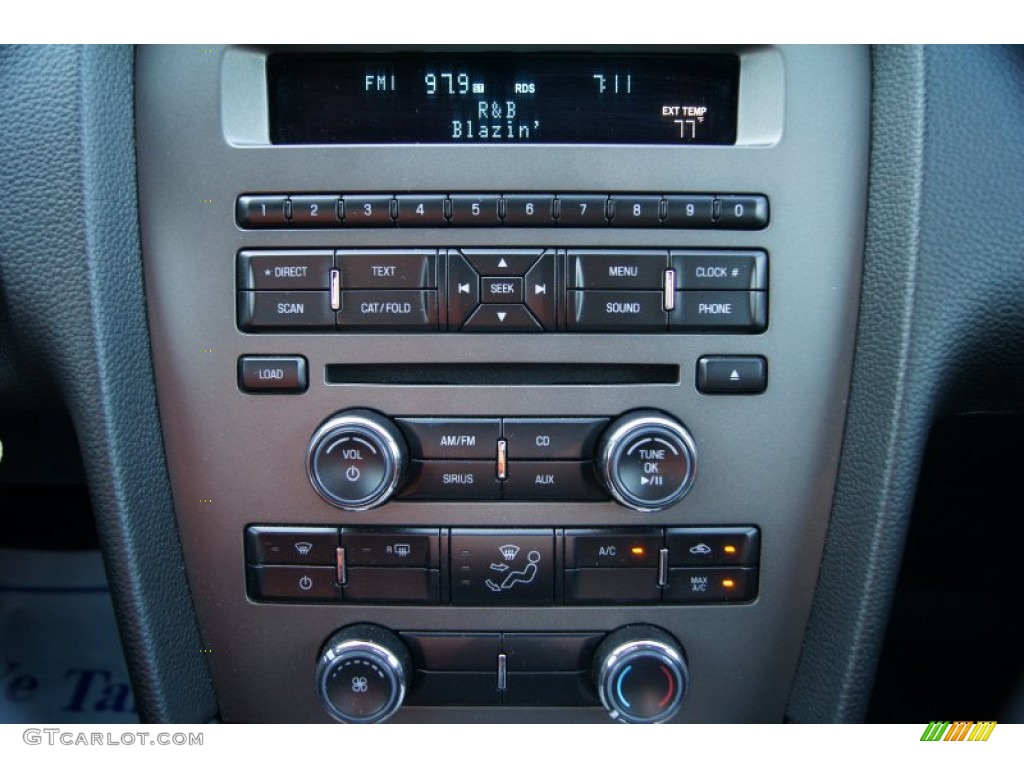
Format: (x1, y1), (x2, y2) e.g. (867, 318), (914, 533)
(597, 410), (697, 512)
(315, 624), (412, 724)
(307, 410), (408, 511)
(593, 625), (689, 724)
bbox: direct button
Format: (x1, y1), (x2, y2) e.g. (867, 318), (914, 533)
(395, 418), (500, 460)
(238, 356), (308, 394)
(238, 250), (333, 290)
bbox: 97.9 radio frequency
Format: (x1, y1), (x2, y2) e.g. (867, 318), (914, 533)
(268, 53), (739, 145)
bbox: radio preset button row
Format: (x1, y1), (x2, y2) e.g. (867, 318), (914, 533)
(236, 192), (769, 229)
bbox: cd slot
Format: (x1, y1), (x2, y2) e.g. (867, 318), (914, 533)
(325, 363), (679, 387)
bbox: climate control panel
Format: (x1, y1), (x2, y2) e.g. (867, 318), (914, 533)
(245, 525), (760, 605)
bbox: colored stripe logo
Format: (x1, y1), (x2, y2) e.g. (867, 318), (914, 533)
(920, 721), (997, 741)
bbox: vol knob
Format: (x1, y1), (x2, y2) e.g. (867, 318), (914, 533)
(307, 410), (408, 511)
(593, 625), (689, 724)
(597, 410), (697, 512)
(315, 624), (412, 724)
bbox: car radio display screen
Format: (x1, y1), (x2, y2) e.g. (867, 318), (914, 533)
(267, 53), (739, 145)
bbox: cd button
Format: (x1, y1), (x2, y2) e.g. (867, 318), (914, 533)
(502, 418), (608, 460)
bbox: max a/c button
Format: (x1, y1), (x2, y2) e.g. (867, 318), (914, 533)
(238, 356), (308, 393)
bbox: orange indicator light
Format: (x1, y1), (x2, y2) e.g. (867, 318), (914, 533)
(722, 579), (736, 588)
(630, 547), (645, 556)
(724, 545), (737, 554)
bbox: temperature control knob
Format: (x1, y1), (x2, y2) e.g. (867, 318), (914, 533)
(593, 625), (689, 724)
(597, 410), (697, 512)
(307, 410), (408, 511)
(315, 624), (412, 724)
